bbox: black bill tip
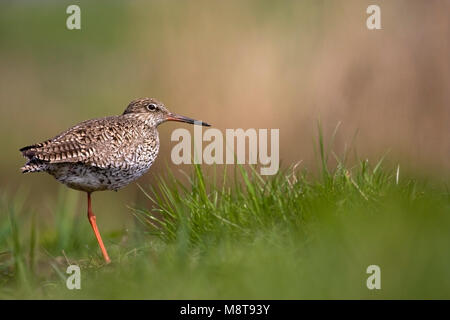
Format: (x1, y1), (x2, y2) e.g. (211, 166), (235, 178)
(167, 113), (211, 127)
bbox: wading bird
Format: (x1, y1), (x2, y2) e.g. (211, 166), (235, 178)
(20, 98), (210, 263)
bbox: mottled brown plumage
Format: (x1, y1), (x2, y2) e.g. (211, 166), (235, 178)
(20, 97), (210, 192)
(20, 97), (210, 263)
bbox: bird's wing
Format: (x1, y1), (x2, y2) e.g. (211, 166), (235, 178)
(20, 116), (133, 166)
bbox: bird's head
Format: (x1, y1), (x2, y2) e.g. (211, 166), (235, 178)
(123, 97), (210, 127)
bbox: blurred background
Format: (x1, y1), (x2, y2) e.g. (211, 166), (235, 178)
(0, 0), (449, 230)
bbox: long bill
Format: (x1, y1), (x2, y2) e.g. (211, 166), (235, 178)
(166, 113), (211, 127)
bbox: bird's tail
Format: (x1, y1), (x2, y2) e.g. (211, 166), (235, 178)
(21, 161), (47, 173)
(20, 144), (47, 173)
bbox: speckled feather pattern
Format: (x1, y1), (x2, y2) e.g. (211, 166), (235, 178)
(20, 99), (164, 192)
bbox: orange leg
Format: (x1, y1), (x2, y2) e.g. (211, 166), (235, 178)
(87, 192), (111, 264)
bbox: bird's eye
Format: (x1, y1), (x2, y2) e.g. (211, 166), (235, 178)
(146, 103), (157, 111)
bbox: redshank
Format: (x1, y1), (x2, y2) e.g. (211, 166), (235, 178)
(20, 98), (210, 263)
